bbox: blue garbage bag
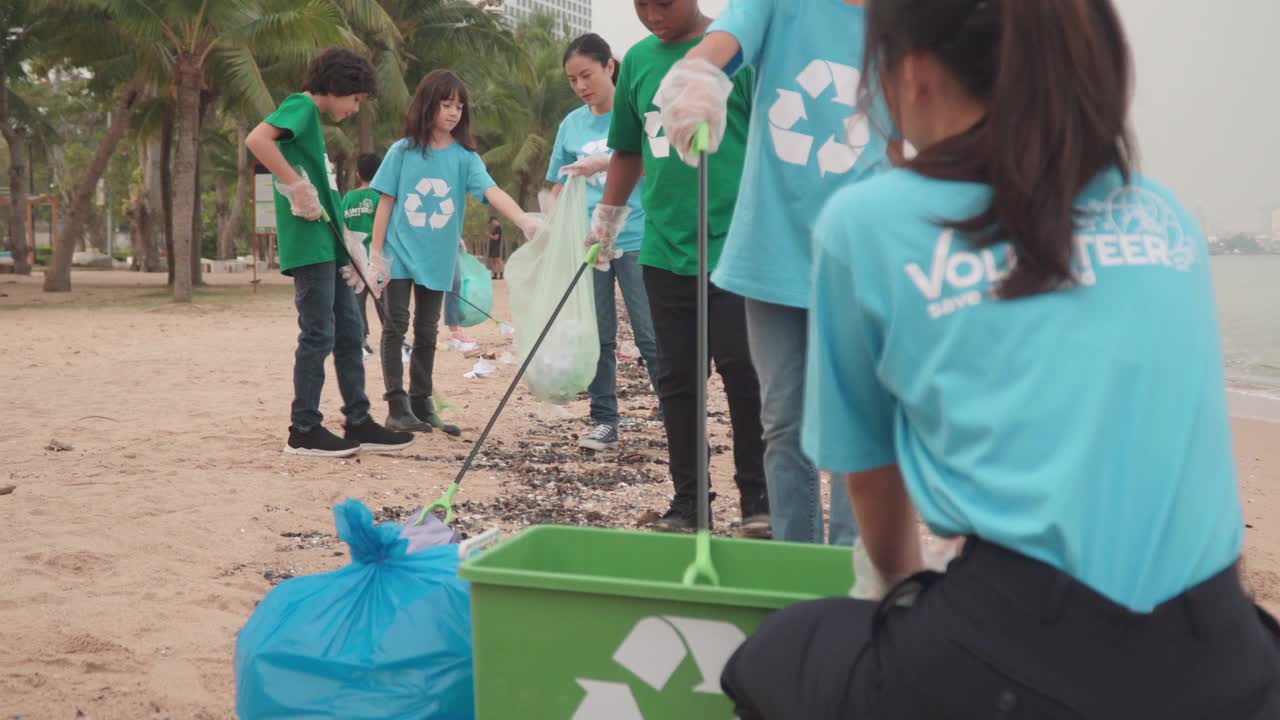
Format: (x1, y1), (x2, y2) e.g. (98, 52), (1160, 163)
(234, 498), (474, 719)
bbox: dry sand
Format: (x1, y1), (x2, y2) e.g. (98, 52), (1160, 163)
(0, 270), (1276, 719)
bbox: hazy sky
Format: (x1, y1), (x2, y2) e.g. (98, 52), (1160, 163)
(592, 0), (1280, 234)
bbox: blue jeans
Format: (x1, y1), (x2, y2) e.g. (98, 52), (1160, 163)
(745, 299), (855, 545)
(443, 258), (462, 327)
(290, 261), (371, 431)
(589, 251), (661, 428)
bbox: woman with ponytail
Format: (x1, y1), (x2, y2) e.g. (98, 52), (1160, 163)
(721, 1), (1280, 717)
(545, 33), (661, 453)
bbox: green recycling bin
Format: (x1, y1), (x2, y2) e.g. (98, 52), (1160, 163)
(458, 525), (853, 718)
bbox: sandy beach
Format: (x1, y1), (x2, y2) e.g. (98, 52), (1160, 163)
(1, 270), (1277, 719)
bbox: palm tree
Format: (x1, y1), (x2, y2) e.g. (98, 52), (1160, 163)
(472, 14), (578, 210)
(98, 0), (352, 302)
(0, 0), (73, 276)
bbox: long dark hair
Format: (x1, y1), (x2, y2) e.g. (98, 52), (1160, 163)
(863, 0), (1136, 298)
(403, 70), (476, 152)
(563, 33), (619, 84)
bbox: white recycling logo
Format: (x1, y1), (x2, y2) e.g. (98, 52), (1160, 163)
(571, 615), (746, 719)
(403, 177), (455, 230)
(644, 95), (671, 159)
(580, 139), (611, 186)
(768, 59), (871, 177)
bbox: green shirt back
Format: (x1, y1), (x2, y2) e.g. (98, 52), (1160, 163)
(609, 35), (753, 276)
(341, 187), (379, 250)
(264, 93), (345, 274)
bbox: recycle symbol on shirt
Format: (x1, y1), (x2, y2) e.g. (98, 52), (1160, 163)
(571, 615), (746, 719)
(403, 177), (455, 230)
(580, 138), (611, 186)
(769, 59), (871, 176)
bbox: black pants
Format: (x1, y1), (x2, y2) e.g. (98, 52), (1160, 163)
(722, 539), (1280, 719)
(642, 266), (766, 513)
(380, 279), (443, 401)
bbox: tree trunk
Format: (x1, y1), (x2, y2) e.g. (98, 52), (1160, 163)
(43, 81), (142, 292)
(358, 104), (374, 155)
(141, 134), (164, 272)
(162, 106), (175, 284)
(127, 198), (144, 270)
(0, 53), (31, 275)
(171, 56), (201, 303)
(217, 120), (250, 260)
(214, 173), (229, 259)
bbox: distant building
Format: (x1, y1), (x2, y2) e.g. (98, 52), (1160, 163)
(1271, 207), (1280, 242)
(483, 0), (591, 37)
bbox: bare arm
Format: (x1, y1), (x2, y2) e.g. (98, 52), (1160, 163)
(846, 466), (923, 584)
(683, 31), (742, 69)
(600, 152), (644, 207)
(549, 183), (564, 200)
(483, 185), (527, 224)
(244, 122), (302, 186)
(370, 193), (395, 257)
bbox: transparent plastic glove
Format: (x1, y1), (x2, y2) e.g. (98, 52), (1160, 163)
(368, 252), (392, 297)
(849, 534), (964, 601)
(586, 204), (629, 271)
(275, 176), (323, 221)
(340, 264), (366, 294)
(559, 154), (611, 179)
(655, 58), (733, 168)
(517, 213), (544, 244)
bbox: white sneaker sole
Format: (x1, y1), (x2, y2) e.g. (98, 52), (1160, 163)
(578, 439), (619, 451)
(283, 444), (360, 458)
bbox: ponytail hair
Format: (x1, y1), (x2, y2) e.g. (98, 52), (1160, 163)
(863, 0), (1136, 299)
(564, 32), (619, 85)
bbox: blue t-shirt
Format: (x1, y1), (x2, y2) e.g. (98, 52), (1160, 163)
(546, 104), (646, 254)
(371, 138), (495, 290)
(802, 168), (1243, 612)
(709, 0), (893, 308)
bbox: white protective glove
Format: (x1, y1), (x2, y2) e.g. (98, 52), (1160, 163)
(849, 534), (965, 601)
(341, 227), (392, 298)
(559, 154), (611, 179)
(516, 213), (545, 244)
(275, 176), (323, 221)
(654, 58), (734, 168)
(586, 204), (629, 271)
(340, 264), (366, 294)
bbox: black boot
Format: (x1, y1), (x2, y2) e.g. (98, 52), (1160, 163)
(385, 394), (431, 433)
(412, 396), (460, 436)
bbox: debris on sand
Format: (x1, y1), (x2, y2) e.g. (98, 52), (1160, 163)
(0, 485), (14, 496)
(45, 439), (73, 452)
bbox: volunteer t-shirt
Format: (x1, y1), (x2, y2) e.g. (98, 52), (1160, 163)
(341, 187), (380, 251)
(710, 0), (893, 308)
(546, 105), (646, 254)
(264, 93), (345, 274)
(370, 139), (495, 291)
(609, 34), (753, 276)
(802, 167), (1242, 612)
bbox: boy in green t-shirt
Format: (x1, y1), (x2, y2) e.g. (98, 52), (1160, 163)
(342, 152), (383, 352)
(245, 49), (413, 458)
(593, 0), (768, 536)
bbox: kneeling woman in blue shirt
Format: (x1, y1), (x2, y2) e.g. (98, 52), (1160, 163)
(721, 0), (1280, 717)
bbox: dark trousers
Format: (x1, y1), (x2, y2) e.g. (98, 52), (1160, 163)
(380, 279), (443, 402)
(642, 266), (766, 513)
(358, 287), (370, 338)
(722, 538), (1280, 719)
(290, 261), (370, 431)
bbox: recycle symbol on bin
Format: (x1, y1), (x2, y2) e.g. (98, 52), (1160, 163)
(403, 177), (454, 230)
(571, 615), (746, 719)
(769, 59), (870, 176)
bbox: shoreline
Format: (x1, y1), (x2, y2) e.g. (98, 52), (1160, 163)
(1228, 388), (1280, 425)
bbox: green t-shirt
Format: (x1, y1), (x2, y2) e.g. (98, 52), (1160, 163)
(264, 93), (345, 275)
(341, 187), (379, 250)
(609, 35), (753, 276)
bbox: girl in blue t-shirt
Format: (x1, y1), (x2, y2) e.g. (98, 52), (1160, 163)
(546, 33), (661, 452)
(720, 1), (1280, 717)
(369, 70), (541, 436)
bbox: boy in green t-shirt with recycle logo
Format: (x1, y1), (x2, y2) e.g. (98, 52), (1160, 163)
(592, 0), (769, 536)
(245, 49), (413, 458)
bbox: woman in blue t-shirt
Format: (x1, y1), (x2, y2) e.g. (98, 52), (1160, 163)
(721, 0), (1280, 717)
(546, 33), (661, 452)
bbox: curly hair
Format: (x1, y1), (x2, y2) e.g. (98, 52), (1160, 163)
(302, 48), (378, 97)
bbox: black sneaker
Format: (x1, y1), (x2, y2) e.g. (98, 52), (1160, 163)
(579, 423), (619, 451)
(739, 490), (772, 540)
(284, 426), (360, 458)
(650, 507), (696, 533)
(344, 418), (415, 453)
